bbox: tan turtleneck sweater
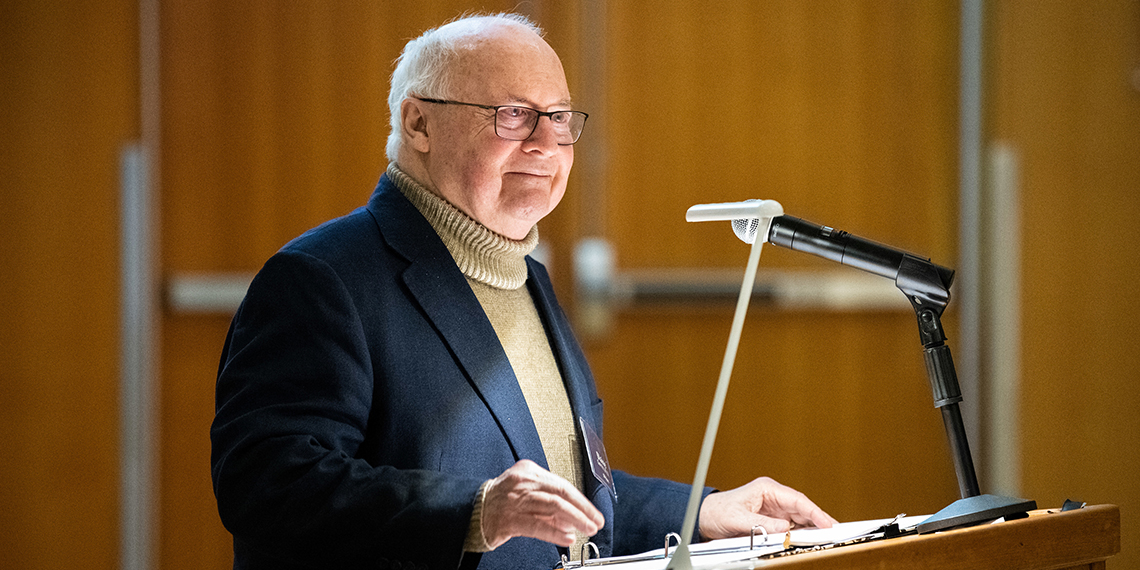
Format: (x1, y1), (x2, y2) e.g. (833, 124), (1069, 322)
(388, 164), (589, 559)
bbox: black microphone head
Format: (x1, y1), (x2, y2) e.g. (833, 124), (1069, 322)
(731, 217), (761, 244)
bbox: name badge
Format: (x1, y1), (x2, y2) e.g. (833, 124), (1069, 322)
(579, 417), (617, 501)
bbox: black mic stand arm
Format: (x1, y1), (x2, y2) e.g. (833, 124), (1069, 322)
(896, 255), (1036, 533)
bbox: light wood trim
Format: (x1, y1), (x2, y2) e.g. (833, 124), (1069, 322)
(163, 269), (910, 314)
(757, 505), (1120, 570)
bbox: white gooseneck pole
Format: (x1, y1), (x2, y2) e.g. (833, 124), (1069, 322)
(667, 201), (782, 569)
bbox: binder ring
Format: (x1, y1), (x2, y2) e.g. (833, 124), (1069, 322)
(750, 524), (767, 550)
(663, 532), (681, 558)
(580, 541), (600, 566)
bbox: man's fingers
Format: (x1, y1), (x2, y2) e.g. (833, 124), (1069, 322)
(762, 482), (836, 529)
(482, 460), (604, 548)
(698, 476), (838, 540)
(516, 494), (591, 546)
(544, 473), (605, 529)
(510, 488), (600, 535)
(749, 514), (792, 534)
(505, 461), (603, 529)
(490, 491), (596, 547)
(797, 505), (839, 529)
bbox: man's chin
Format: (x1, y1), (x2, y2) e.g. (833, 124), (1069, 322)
(488, 209), (548, 240)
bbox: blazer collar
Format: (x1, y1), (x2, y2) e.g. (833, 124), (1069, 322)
(366, 175), (548, 470)
(525, 258), (601, 436)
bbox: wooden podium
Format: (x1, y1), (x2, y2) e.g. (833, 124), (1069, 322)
(757, 505), (1120, 570)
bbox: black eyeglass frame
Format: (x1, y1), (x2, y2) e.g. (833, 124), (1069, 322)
(413, 97), (589, 145)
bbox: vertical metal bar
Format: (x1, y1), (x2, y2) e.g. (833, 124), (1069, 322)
(120, 144), (155, 570)
(941, 403), (982, 499)
(984, 142), (1022, 497)
(578, 0), (608, 240)
(121, 0), (161, 568)
(573, 0), (615, 338)
(957, 0), (985, 481)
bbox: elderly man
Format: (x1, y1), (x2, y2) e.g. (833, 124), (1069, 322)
(211, 13), (835, 570)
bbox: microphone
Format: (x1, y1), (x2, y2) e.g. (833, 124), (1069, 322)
(685, 199), (784, 246)
(767, 216), (953, 286)
(686, 200), (954, 292)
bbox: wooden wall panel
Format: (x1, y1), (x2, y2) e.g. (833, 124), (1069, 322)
(991, 1), (1140, 568)
(0, 1), (138, 568)
(159, 315), (238, 570)
(601, 1), (959, 271)
(582, 0), (962, 523)
(589, 309), (953, 520)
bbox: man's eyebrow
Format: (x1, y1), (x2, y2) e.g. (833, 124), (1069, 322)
(506, 94), (574, 108)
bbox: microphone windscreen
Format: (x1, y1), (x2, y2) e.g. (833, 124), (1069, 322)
(732, 217), (761, 244)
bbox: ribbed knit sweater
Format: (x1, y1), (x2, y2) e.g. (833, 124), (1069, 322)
(388, 164), (588, 558)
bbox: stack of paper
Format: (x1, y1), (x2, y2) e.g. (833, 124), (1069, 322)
(558, 515), (930, 569)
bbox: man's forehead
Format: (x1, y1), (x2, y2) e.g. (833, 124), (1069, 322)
(446, 28), (571, 105)
(455, 26), (551, 63)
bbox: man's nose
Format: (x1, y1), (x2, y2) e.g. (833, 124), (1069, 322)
(521, 116), (561, 153)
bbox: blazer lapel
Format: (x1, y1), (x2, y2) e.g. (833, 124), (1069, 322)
(367, 176), (548, 469)
(526, 258), (617, 556)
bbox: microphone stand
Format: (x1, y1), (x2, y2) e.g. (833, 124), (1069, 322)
(895, 255), (1036, 533)
(667, 204), (782, 570)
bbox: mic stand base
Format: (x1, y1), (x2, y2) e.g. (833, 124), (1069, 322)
(898, 261), (1036, 536)
(917, 494), (1037, 534)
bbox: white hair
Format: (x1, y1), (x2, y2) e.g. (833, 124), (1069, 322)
(385, 13), (545, 162)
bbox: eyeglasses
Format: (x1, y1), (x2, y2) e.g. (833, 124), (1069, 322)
(414, 97), (588, 145)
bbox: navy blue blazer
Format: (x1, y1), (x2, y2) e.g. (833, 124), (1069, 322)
(211, 175), (704, 570)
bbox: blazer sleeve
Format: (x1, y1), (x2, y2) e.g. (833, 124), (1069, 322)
(607, 473), (714, 556)
(210, 248), (483, 570)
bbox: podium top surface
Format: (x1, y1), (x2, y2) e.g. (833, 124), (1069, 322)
(756, 504), (1120, 570)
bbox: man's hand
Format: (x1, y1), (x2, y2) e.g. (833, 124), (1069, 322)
(698, 477), (838, 540)
(481, 460), (605, 549)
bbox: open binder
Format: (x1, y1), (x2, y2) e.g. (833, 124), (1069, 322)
(557, 515), (928, 569)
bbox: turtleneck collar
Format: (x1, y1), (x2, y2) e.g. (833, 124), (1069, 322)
(387, 163), (538, 290)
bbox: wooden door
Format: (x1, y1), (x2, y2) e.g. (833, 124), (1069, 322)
(554, 1), (963, 521)
(990, 1), (1140, 568)
(1, 1), (138, 568)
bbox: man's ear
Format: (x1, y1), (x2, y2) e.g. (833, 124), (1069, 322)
(401, 98), (431, 153)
